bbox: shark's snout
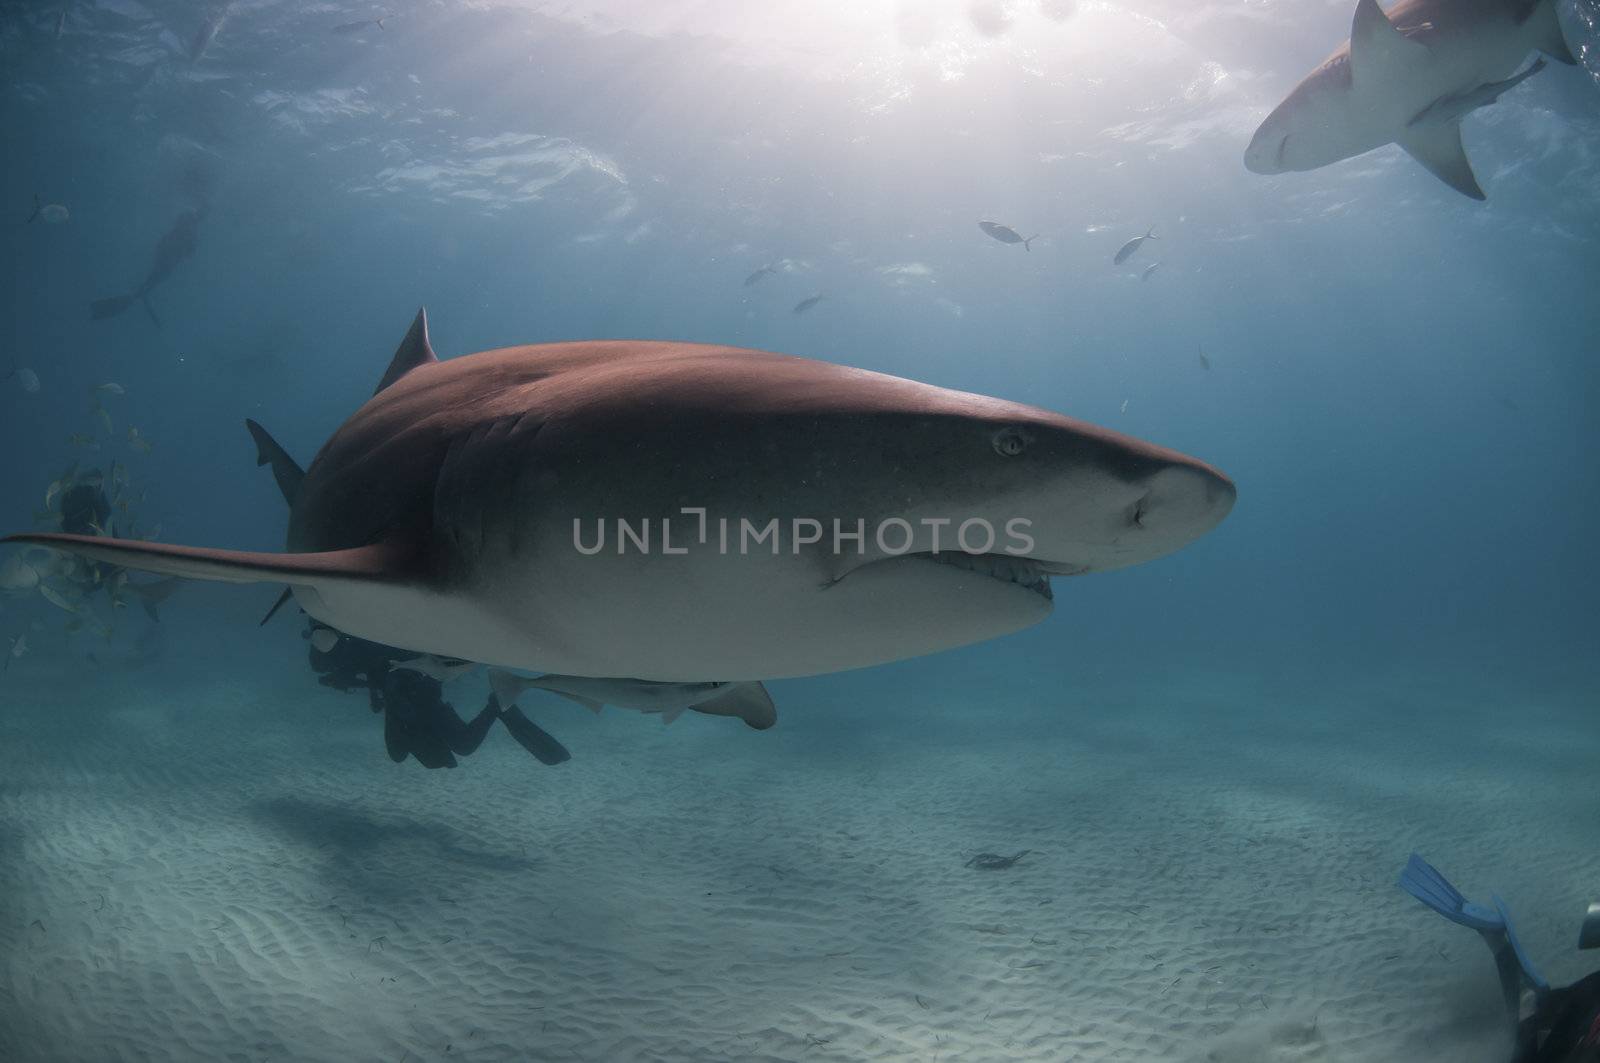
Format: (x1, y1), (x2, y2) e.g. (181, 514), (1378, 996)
(1102, 460), (1235, 570)
(1244, 119), (1289, 175)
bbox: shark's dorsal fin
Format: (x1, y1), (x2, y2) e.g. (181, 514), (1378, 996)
(1526, 0), (1577, 64)
(1350, 0), (1428, 84)
(245, 419), (305, 506)
(1398, 123), (1485, 200)
(374, 307), (438, 394)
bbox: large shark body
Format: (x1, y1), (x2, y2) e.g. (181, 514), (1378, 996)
(1245, 0), (1577, 199)
(5, 312), (1234, 683)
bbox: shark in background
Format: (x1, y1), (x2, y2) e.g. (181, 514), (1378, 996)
(1245, 0), (1579, 199)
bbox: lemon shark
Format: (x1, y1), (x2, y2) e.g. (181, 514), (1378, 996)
(3, 310), (1234, 685)
(1245, 0), (1577, 199)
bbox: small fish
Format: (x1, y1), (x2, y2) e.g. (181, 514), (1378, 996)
(26, 196), (69, 225)
(128, 427), (153, 453)
(391, 655), (480, 682)
(189, 4), (233, 62)
(1198, 347), (1211, 371)
(96, 382), (126, 396)
(978, 221), (1036, 251)
(965, 849), (1033, 870)
(793, 294), (825, 314)
(44, 480), (64, 510)
(1141, 262), (1160, 281)
(143, 523), (162, 541)
(111, 461), (128, 487)
(68, 433), (99, 450)
(1120, 399), (1129, 414)
(38, 583), (80, 615)
(55, 8), (66, 40)
(309, 627), (340, 654)
(96, 406), (114, 436)
(1113, 227), (1157, 265)
(743, 264), (778, 287)
(4, 633), (26, 671)
(4, 367), (40, 393)
(332, 17), (385, 33)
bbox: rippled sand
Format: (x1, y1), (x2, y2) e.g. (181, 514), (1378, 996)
(1, 628), (1595, 1062)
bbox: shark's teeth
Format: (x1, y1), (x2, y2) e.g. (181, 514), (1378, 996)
(922, 551), (1054, 600)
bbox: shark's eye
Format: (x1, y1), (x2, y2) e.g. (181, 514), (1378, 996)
(992, 427), (1029, 457)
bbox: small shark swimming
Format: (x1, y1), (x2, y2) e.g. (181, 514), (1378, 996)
(489, 670), (778, 730)
(4, 310), (1235, 684)
(1244, 0), (1577, 199)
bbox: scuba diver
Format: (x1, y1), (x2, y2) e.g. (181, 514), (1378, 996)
(1400, 853), (1600, 1062)
(33, 463), (178, 627)
(305, 620), (570, 770)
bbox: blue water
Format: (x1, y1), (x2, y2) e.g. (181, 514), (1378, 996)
(2, 3), (1599, 1061)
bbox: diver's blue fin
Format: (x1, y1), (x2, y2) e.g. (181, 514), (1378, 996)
(1581, 903), (1600, 950)
(1399, 853), (1549, 999)
(1398, 853), (1502, 931)
(1494, 895), (1550, 993)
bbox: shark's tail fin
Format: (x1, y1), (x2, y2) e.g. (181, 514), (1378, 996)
(141, 296), (161, 328)
(1146, 227), (1158, 240)
(245, 420), (306, 507)
(26, 195), (41, 224)
(90, 295), (135, 320)
(1023, 235), (1037, 252)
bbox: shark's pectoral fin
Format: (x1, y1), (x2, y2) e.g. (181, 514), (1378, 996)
(1397, 124), (1484, 200)
(693, 682), (778, 730)
(1527, 0), (1577, 65)
(1350, 0), (1428, 84)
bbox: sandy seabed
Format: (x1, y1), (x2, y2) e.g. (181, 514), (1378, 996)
(1, 636), (1595, 1063)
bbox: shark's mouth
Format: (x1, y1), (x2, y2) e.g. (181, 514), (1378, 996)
(914, 551), (1083, 601)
